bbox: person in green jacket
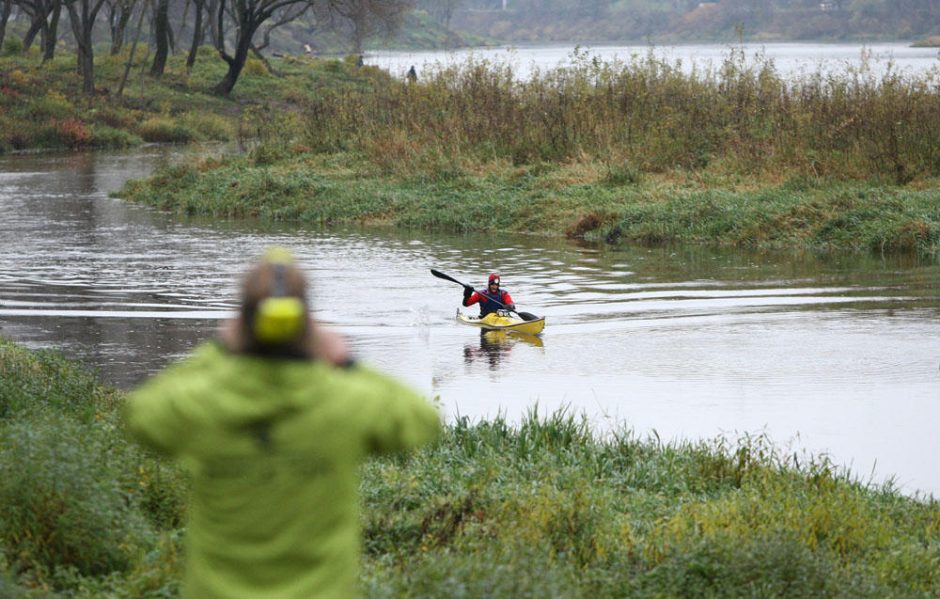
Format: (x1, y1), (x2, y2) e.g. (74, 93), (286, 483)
(124, 247), (441, 599)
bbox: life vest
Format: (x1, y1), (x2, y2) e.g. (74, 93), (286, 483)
(478, 288), (508, 316)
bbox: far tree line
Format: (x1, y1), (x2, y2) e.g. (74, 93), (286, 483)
(419, 0), (940, 39)
(2, 0), (938, 96)
(427, 0), (940, 19)
(0, 0), (412, 95)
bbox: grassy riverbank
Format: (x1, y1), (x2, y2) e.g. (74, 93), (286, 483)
(117, 50), (940, 256)
(2, 337), (939, 597)
(0, 49), (387, 153)
(121, 151), (940, 255)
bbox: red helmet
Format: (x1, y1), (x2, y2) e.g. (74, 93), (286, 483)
(488, 273), (500, 285)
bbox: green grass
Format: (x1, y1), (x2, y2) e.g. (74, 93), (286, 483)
(362, 411), (940, 598)
(2, 337), (939, 597)
(0, 48), (391, 153)
(117, 151), (940, 256)
(0, 338), (186, 596)
(0, 338), (116, 422)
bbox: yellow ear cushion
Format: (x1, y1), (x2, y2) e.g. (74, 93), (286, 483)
(254, 297), (305, 344)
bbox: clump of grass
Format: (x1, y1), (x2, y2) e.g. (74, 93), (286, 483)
(137, 116), (197, 143)
(603, 159), (642, 186)
(178, 111), (235, 142)
(1, 37), (24, 56)
(0, 338), (115, 422)
(0, 414), (153, 578)
(90, 124), (143, 148)
(242, 56), (270, 77)
(28, 91), (75, 120)
(0, 338), (186, 595)
(90, 106), (142, 130)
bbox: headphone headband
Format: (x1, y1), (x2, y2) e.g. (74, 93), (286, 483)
(253, 247), (305, 344)
(264, 246), (295, 265)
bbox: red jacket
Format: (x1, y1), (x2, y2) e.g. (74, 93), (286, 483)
(464, 288), (513, 316)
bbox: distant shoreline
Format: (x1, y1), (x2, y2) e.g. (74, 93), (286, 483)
(912, 36), (940, 48)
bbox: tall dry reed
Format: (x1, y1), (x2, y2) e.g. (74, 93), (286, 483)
(296, 48), (940, 184)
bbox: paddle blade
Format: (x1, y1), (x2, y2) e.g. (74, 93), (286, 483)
(430, 269), (464, 287)
(518, 311), (539, 321)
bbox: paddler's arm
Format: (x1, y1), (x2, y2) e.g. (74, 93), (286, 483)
(463, 288), (481, 307)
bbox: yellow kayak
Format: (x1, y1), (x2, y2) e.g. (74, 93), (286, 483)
(456, 309), (545, 336)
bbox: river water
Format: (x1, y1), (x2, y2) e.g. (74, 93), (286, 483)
(367, 41), (940, 81)
(2, 148), (940, 498)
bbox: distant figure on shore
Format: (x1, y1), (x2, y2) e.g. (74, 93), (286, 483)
(356, 54), (364, 67)
(407, 65), (417, 82)
(124, 247), (441, 599)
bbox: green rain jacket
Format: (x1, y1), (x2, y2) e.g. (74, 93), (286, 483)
(125, 341), (441, 599)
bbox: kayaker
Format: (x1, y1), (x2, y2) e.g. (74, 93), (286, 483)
(124, 247), (441, 599)
(463, 272), (516, 316)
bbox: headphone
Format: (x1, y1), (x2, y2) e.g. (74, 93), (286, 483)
(253, 247), (306, 344)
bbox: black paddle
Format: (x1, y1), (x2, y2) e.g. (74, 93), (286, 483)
(430, 269), (540, 321)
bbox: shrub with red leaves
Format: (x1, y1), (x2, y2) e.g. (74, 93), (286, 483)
(56, 118), (92, 149)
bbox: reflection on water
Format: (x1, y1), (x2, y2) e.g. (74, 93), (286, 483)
(2, 149), (940, 497)
(463, 330), (544, 370)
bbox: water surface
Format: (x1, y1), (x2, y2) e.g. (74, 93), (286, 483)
(2, 149), (939, 497)
(367, 41), (940, 81)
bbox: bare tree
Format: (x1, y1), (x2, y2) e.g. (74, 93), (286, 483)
(64, 0), (108, 93)
(17, 0), (62, 60)
(212, 0), (271, 94)
(173, 0), (191, 47)
(18, 0), (46, 50)
(117, 0), (148, 95)
(318, 0), (413, 55)
(250, 2), (309, 72)
(106, 0), (136, 53)
(184, 0), (207, 68)
(207, 0), (414, 95)
(40, 0), (61, 61)
(210, 0), (323, 95)
(0, 0), (13, 49)
(418, 0), (461, 29)
(204, 0), (218, 49)
(150, 0), (169, 75)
